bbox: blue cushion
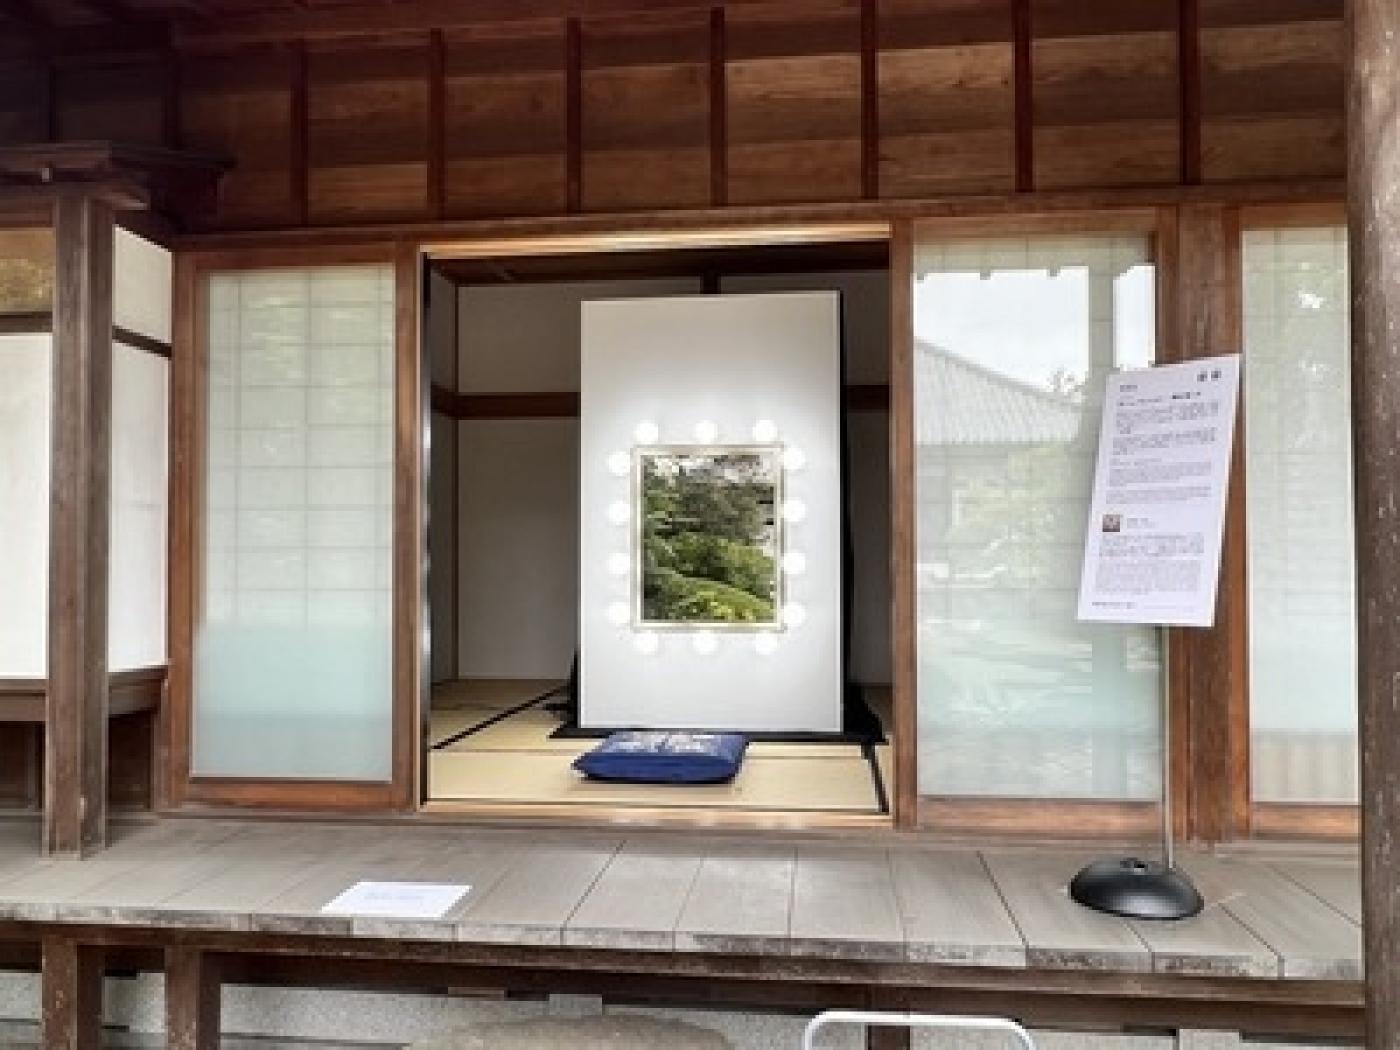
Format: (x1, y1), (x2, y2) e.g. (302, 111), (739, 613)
(573, 731), (748, 784)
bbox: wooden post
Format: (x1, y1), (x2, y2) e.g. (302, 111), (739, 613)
(1346, 0), (1400, 1046)
(165, 946), (222, 1049)
(41, 936), (104, 1048)
(45, 191), (114, 858)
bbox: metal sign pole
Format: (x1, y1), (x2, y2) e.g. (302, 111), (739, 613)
(1160, 625), (1174, 871)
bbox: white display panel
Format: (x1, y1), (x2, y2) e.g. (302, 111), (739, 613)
(0, 334), (51, 678)
(579, 293), (842, 733)
(193, 266), (395, 781)
(109, 342), (170, 671)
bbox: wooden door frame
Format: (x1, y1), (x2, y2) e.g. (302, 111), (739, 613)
(165, 241), (419, 812)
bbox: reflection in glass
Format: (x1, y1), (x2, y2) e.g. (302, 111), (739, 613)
(636, 447), (781, 628)
(913, 234), (1161, 801)
(1244, 226), (1357, 804)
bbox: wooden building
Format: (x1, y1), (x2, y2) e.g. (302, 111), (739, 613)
(0, 0), (1396, 1045)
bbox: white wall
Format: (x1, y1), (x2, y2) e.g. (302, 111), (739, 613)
(580, 293), (844, 733)
(0, 335), (51, 678)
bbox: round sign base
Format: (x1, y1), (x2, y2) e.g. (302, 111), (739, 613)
(1069, 857), (1204, 921)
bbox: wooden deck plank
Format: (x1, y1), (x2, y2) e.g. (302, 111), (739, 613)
(1270, 858), (1362, 925)
(563, 838), (706, 951)
(674, 843), (795, 956)
(789, 845), (904, 961)
(1128, 904), (1280, 979)
(981, 851), (1151, 972)
(890, 848), (1026, 968)
(455, 836), (622, 946)
(1179, 852), (1362, 980)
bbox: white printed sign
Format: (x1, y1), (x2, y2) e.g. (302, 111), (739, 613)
(1077, 355), (1241, 628)
(319, 881), (471, 919)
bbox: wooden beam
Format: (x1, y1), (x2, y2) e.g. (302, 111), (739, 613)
(427, 28), (446, 221)
(1012, 0), (1033, 193)
(289, 40), (308, 227)
(565, 17), (582, 214)
(708, 6), (726, 207)
(1347, 0), (1400, 1044)
(165, 946), (221, 1049)
(888, 219), (916, 828)
(1178, 0), (1202, 185)
(45, 190), (114, 859)
(41, 937), (104, 1049)
(860, 0), (878, 200)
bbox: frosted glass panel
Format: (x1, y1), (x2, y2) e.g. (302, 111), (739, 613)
(0, 334), (51, 677)
(113, 228), (172, 342)
(1243, 227), (1357, 805)
(194, 266), (395, 781)
(913, 234), (1161, 799)
(110, 343), (169, 671)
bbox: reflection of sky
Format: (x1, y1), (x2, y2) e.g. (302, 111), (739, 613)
(913, 264), (1155, 391)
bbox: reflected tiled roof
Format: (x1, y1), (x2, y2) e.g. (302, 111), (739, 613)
(915, 341), (1083, 446)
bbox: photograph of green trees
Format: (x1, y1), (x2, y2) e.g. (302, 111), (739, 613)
(638, 449), (780, 626)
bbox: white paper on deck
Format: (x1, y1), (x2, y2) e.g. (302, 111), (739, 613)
(1077, 354), (1241, 628)
(320, 881), (471, 919)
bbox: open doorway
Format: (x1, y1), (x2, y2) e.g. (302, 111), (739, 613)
(421, 236), (893, 822)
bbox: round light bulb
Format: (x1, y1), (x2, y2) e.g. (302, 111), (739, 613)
(634, 632), (659, 655)
(782, 551), (808, 576)
(607, 500), (630, 526)
(606, 602), (630, 626)
(781, 447), (807, 471)
(782, 602), (808, 628)
(751, 419), (779, 444)
(693, 419), (719, 444)
(634, 420), (660, 445)
(754, 634), (778, 656)
(606, 552), (630, 576)
(606, 451), (631, 477)
(692, 631), (719, 656)
(781, 498), (808, 523)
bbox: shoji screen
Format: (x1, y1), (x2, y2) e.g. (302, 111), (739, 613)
(0, 229), (54, 678)
(194, 265), (395, 780)
(912, 232), (1162, 801)
(110, 228), (171, 672)
(1243, 226), (1358, 805)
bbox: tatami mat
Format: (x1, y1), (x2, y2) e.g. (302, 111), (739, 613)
(428, 749), (881, 811)
(431, 678), (562, 712)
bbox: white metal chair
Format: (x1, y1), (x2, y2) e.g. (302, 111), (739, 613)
(801, 1009), (1037, 1050)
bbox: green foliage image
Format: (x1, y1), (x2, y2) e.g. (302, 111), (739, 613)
(639, 451), (779, 625)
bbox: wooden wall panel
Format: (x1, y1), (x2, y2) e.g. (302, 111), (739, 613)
(580, 13), (710, 212)
(1200, 0), (1344, 183)
(443, 24), (567, 218)
(1031, 0), (1179, 190)
(725, 2), (862, 205)
(0, 61), (50, 144)
(877, 0), (1015, 198)
(180, 47), (297, 230)
(54, 60), (165, 145)
(307, 38), (430, 224)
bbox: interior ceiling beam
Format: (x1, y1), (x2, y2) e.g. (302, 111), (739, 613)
(79, 0), (143, 23)
(172, 0), (840, 48)
(0, 0), (53, 45)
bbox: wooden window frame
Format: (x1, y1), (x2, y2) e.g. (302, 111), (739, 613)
(165, 242), (420, 812)
(1236, 200), (1357, 842)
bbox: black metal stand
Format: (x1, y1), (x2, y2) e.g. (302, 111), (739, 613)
(1070, 629), (1204, 921)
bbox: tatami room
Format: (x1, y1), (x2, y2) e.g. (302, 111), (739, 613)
(419, 237), (895, 821)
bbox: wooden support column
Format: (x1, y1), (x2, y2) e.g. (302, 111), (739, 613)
(45, 191), (114, 858)
(165, 947), (222, 1049)
(1346, 0), (1400, 1045)
(41, 937), (104, 1048)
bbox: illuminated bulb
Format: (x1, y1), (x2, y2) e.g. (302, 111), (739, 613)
(693, 419), (719, 444)
(751, 418), (779, 444)
(782, 551), (808, 576)
(634, 420), (660, 445)
(606, 451), (631, 476)
(754, 634), (778, 656)
(606, 552), (630, 576)
(634, 632), (659, 655)
(692, 631), (719, 656)
(781, 446), (807, 471)
(781, 498), (808, 523)
(782, 602), (808, 628)
(606, 602), (630, 626)
(607, 500), (630, 525)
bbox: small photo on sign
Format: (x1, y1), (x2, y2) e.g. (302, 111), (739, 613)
(319, 881), (471, 920)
